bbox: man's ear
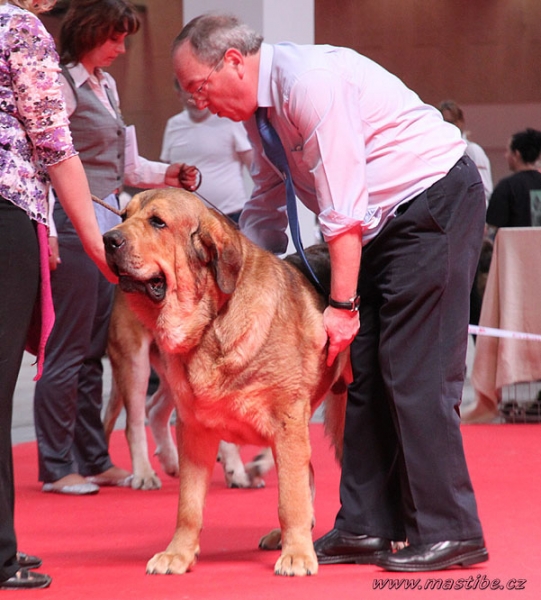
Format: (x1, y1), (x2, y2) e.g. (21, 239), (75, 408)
(224, 48), (245, 77)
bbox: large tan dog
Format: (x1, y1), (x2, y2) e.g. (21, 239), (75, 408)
(103, 188), (348, 577)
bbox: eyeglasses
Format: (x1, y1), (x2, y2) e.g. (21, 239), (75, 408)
(186, 55), (224, 106)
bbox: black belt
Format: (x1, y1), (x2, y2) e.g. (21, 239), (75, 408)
(395, 197), (416, 216)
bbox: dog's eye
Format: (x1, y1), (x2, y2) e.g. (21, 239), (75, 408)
(149, 216), (167, 229)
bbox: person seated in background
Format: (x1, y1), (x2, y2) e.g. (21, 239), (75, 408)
(439, 100), (493, 203)
(486, 128), (541, 232)
(160, 79), (253, 223)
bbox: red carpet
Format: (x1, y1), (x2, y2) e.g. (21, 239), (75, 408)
(8, 424), (541, 600)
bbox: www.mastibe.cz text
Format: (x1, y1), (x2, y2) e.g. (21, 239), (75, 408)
(372, 574), (527, 591)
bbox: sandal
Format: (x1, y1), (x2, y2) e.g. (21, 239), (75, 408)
(0, 568), (51, 590)
(17, 551), (42, 569)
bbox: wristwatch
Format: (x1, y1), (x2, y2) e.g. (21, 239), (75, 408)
(328, 294), (360, 312)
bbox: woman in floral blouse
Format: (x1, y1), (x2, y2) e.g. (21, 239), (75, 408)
(0, 0), (116, 590)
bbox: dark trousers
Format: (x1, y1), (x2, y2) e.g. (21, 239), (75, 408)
(0, 199), (39, 581)
(33, 204), (114, 482)
(335, 156), (485, 544)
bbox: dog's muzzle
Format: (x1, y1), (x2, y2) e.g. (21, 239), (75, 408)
(103, 230), (166, 303)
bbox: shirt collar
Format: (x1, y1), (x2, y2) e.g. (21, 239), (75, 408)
(66, 63), (107, 89)
(257, 43), (274, 108)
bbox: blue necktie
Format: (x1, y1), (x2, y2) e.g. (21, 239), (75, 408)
(255, 107), (325, 294)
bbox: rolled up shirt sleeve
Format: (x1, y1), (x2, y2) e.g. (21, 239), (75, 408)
(286, 69), (370, 240)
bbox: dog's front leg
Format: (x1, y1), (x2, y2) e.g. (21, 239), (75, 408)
(146, 423), (219, 575)
(272, 419), (318, 576)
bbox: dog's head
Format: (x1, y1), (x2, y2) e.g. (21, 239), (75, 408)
(103, 189), (243, 352)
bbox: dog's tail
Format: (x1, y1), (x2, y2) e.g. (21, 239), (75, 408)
(322, 352), (351, 464)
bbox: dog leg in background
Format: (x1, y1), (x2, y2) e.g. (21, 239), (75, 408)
(217, 442), (252, 488)
(244, 447), (274, 488)
(146, 367), (178, 478)
(106, 289), (161, 490)
(146, 384), (262, 487)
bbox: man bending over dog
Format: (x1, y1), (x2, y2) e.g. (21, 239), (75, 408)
(172, 14), (488, 572)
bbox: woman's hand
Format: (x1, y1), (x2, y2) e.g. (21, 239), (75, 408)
(165, 163), (201, 191)
(48, 236), (60, 270)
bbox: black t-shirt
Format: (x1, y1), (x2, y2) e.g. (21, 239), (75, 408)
(486, 169), (541, 227)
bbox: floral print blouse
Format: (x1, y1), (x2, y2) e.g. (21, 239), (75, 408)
(0, 3), (76, 226)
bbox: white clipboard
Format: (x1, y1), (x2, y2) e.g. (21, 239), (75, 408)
(124, 124), (139, 173)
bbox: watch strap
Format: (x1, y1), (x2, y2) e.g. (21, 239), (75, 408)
(328, 295), (360, 312)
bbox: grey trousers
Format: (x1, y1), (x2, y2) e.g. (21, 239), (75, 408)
(33, 204), (114, 482)
(335, 156), (485, 544)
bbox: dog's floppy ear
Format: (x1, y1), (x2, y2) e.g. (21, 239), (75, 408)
(191, 217), (242, 294)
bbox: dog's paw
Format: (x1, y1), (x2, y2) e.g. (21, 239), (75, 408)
(146, 551), (196, 575)
(274, 549), (318, 577)
(131, 471), (162, 491)
(259, 528), (282, 550)
(225, 468), (252, 489)
(154, 447), (179, 478)
(245, 449), (274, 482)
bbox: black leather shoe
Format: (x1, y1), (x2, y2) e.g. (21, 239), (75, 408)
(17, 551), (42, 569)
(0, 568), (52, 590)
(376, 538), (488, 572)
(314, 528), (392, 564)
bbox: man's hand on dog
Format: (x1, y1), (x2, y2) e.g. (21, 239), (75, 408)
(324, 306), (360, 366)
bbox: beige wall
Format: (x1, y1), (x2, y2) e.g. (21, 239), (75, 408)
(316, 0), (541, 105)
(315, 0), (541, 184)
(44, 0), (541, 184)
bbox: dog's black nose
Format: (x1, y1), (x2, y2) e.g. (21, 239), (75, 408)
(103, 229), (126, 253)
